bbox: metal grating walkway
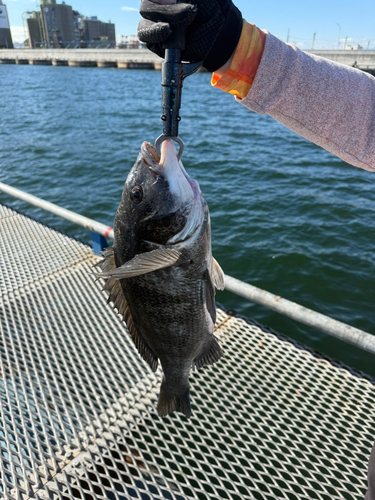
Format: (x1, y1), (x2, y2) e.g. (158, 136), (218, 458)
(0, 203), (374, 500)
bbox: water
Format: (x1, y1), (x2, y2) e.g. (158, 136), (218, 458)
(1, 65), (374, 376)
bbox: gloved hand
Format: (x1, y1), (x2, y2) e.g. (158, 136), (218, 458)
(138, 0), (243, 72)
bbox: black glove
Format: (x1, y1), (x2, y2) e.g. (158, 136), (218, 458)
(138, 0), (243, 72)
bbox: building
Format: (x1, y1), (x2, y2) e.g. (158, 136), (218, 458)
(344, 44), (363, 51)
(72, 10), (82, 44)
(118, 35), (145, 49)
(26, 12), (44, 48)
(79, 17), (115, 47)
(24, 1), (116, 49)
(98, 20), (115, 42)
(41, 0), (75, 48)
(0, 1), (13, 48)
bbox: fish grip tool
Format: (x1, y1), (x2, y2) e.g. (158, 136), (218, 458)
(155, 21), (202, 161)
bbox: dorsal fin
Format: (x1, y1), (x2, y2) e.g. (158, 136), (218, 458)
(95, 248), (158, 372)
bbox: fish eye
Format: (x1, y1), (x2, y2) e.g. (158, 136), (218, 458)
(131, 186), (143, 205)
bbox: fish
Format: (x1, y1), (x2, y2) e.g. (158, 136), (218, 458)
(94, 139), (225, 418)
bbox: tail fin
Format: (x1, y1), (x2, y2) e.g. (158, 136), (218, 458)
(157, 379), (191, 419)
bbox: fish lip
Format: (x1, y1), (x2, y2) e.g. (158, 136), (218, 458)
(152, 139), (179, 174)
(141, 142), (162, 175)
(141, 139), (180, 177)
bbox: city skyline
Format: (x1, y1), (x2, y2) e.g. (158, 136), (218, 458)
(5, 0), (375, 49)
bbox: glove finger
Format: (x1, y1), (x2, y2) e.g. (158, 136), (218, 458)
(146, 42), (165, 60)
(138, 18), (172, 44)
(140, 0), (197, 27)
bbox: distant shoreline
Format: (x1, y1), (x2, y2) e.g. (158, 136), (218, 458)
(0, 47), (374, 75)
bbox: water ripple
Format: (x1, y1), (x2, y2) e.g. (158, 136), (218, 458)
(1, 65), (375, 374)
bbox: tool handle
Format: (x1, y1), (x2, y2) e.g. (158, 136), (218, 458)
(163, 27), (186, 51)
(160, 48), (183, 139)
(155, 1), (201, 159)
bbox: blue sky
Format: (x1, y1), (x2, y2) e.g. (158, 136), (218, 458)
(7, 0), (375, 49)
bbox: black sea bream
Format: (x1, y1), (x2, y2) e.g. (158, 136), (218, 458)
(95, 140), (224, 418)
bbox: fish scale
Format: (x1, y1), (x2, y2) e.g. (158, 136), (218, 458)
(126, 274), (209, 350)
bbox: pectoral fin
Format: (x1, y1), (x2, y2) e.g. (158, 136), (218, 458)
(211, 257), (225, 290)
(94, 248), (189, 279)
(93, 247), (158, 372)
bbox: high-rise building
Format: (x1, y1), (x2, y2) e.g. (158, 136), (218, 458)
(41, 1), (75, 47)
(0, 1), (13, 48)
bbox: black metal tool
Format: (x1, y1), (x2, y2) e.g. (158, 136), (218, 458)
(155, 26), (202, 161)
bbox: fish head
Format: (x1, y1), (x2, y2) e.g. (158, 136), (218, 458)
(120, 140), (203, 246)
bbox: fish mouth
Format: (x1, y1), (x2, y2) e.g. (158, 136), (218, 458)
(141, 140), (180, 176)
(140, 140), (204, 244)
(141, 142), (161, 174)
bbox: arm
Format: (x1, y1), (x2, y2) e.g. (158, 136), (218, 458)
(235, 31), (375, 172)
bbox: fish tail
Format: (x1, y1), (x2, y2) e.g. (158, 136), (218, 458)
(157, 378), (191, 419)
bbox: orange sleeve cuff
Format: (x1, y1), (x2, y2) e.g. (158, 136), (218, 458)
(212, 20), (266, 99)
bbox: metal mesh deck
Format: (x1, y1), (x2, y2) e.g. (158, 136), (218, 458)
(0, 203), (374, 500)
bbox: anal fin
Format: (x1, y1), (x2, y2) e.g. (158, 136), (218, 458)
(194, 336), (223, 371)
(94, 247), (158, 372)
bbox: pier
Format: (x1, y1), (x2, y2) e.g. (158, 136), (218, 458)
(0, 48), (374, 73)
(0, 192), (374, 499)
(0, 48), (163, 69)
(306, 49), (375, 74)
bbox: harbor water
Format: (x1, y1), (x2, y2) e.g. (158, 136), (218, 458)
(0, 64), (374, 376)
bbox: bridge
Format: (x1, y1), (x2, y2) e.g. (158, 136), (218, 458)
(0, 47), (374, 72)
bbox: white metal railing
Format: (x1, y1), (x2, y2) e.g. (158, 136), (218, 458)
(1, 181), (375, 355)
(224, 275), (375, 355)
(0, 182), (114, 239)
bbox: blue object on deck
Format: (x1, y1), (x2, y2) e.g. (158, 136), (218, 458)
(91, 231), (107, 255)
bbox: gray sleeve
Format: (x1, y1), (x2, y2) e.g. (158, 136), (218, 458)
(239, 32), (375, 172)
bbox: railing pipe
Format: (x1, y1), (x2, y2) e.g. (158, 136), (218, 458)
(0, 182), (114, 239)
(1, 181), (375, 354)
(225, 275), (375, 355)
